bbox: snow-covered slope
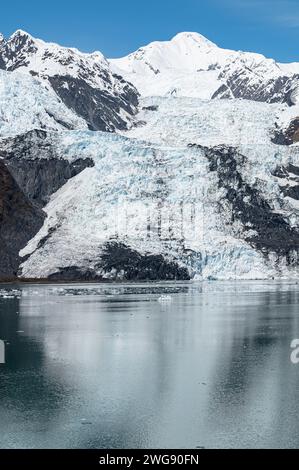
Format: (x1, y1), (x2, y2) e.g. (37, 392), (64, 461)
(0, 30), (140, 131)
(111, 32), (299, 104)
(123, 96), (285, 146)
(18, 98), (299, 281)
(0, 69), (87, 136)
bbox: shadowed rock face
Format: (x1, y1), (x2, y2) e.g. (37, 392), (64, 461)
(0, 130), (96, 279)
(0, 161), (45, 280)
(47, 242), (190, 282)
(0, 44), (5, 69)
(48, 75), (139, 132)
(7, 157), (95, 207)
(273, 164), (299, 201)
(272, 118), (299, 145)
(0, 130), (94, 206)
(212, 72), (299, 106)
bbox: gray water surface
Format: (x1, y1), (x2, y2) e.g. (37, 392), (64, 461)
(0, 281), (299, 449)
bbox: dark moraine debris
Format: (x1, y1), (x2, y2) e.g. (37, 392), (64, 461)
(0, 129), (94, 206)
(0, 161), (45, 280)
(272, 164), (299, 201)
(48, 242), (190, 282)
(189, 144), (299, 262)
(100, 242), (190, 280)
(272, 117), (299, 145)
(142, 105), (159, 112)
(48, 75), (139, 132)
(48, 267), (102, 282)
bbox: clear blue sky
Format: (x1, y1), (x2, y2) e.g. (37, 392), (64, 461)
(1, 0), (298, 62)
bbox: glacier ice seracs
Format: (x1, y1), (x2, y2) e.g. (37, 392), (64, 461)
(19, 97), (299, 280)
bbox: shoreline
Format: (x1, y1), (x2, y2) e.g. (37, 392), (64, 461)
(0, 278), (298, 286)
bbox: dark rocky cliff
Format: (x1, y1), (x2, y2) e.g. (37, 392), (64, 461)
(0, 130), (95, 280)
(1, 130), (94, 206)
(0, 161), (45, 280)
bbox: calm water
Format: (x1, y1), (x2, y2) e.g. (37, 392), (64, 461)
(0, 281), (299, 449)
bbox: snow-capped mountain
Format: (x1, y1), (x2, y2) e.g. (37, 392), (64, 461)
(0, 30), (139, 131)
(111, 32), (299, 105)
(0, 30), (298, 281)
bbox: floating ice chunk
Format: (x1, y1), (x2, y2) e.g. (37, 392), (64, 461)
(0, 289), (21, 299)
(158, 295), (173, 303)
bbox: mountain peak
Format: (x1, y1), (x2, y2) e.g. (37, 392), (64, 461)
(9, 29), (35, 41)
(5, 29), (41, 51)
(171, 31), (217, 48)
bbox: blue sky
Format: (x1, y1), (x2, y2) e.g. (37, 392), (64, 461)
(1, 0), (298, 62)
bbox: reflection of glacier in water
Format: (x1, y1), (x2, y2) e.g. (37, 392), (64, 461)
(0, 340), (4, 364)
(0, 281), (299, 448)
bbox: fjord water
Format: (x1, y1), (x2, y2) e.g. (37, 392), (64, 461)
(0, 281), (299, 449)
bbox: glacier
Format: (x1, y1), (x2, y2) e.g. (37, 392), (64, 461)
(0, 69), (87, 136)
(19, 97), (299, 280)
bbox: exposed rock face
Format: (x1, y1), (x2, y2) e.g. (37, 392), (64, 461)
(272, 118), (299, 145)
(48, 75), (139, 132)
(0, 34), (5, 69)
(0, 130), (94, 280)
(202, 145), (299, 262)
(0, 129), (57, 159)
(0, 130), (94, 206)
(273, 164), (299, 201)
(0, 31), (38, 70)
(212, 72), (299, 106)
(0, 161), (45, 280)
(99, 242), (190, 280)
(0, 30), (140, 132)
(47, 242), (190, 282)
(7, 157), (95, 207)
(47, 266), (101, 282)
